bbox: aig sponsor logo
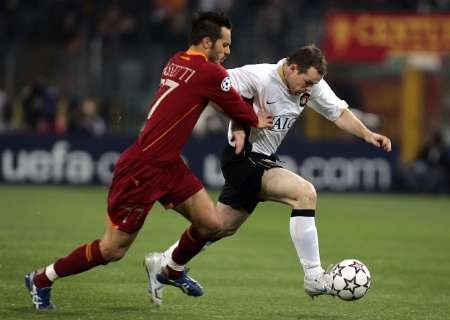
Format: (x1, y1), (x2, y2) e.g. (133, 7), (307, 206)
(1, 141), (119, 184)
(270, 116), (297, 132)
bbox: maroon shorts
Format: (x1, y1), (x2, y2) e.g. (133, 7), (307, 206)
(107, 149), (203, 233)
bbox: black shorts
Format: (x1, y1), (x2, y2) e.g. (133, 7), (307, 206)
(218, 145), (282, 214)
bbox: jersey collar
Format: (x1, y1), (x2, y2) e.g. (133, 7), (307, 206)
(185, 48), (209, 61)
(276, 58), (289, 91)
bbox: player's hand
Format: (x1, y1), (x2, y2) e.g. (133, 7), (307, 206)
(256, 105), (273, 129)
(231, 129), (246, 154)
(365, 132), (392, 152)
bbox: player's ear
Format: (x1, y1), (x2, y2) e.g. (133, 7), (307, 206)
(200, 37), (213, 50)
(289, 63), (300, 74)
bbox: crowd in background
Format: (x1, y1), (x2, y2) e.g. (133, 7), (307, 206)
(0, 0), (450, 192)
(1, 0), (450, 134)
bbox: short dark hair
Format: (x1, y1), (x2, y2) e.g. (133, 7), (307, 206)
(190, 11), (232, 45)
(287, 44), (327, 75)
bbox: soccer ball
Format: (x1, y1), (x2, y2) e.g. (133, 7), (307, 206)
(331, 259), (371, 301)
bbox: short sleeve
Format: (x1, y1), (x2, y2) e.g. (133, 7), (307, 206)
(198, 63), (258, 127)
(228, 67), (260, 99)
(307, 79), (348, 121)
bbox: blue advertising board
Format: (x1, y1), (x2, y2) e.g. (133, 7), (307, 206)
(0, 134), (397, 191)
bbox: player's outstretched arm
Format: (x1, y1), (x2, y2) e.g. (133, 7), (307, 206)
(364, 131), (392, 152)
(334, 109), (392, 152)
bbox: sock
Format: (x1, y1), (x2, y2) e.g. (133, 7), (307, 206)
(34, 264), (57, 288)
(167, 226), (208, 278)
(163, 240), (179, 266)
(289, 209), (324, 280)
(34, 239), (107, 288)
(163, 240), (213, 265)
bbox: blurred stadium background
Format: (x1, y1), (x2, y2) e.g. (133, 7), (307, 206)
(1, 1), (450, 319)
(0, 0), (449, 192)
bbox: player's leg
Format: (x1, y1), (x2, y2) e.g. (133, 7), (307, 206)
(161, 148), (266, 261)
(259, 167), (320, 273)
(26, 219), (138, 310)
(145, 188), (220, 301)
(145, 154), (256, 302)
(166, 188), (221, 274)
(144, 155), (224, 300)
(153, 204), (244, 304)
(160, 164), (259, 261)
(99, 220), (139, 261)
(27, 149), (154, 310)
(258, 167), (333, 297)
(215, 202), (249, 237)
(161, 156), (222, 274)
(161, 201), (249, 265)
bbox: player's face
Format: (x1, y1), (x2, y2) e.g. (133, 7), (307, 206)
(208, 27), (231, 64)
(287, 66), (322, 95)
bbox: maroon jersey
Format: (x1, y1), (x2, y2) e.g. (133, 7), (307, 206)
(137, 50), (258, 162)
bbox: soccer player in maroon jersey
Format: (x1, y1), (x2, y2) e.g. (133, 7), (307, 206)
(24, 11), (273, 310)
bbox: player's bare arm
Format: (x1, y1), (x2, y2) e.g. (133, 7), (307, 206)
(334, 108), (392, 152)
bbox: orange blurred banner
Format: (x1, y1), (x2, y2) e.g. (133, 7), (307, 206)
(323, 12), (450, 62)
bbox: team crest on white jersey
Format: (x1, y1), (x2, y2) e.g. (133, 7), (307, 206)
(299, 93), (311, 106)
(221, 76), (232, 92)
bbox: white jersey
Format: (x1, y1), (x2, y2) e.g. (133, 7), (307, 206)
(224, 58), (348, 156)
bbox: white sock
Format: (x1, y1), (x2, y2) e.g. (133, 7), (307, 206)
(162, 240), (212, 268)
(162, 241), (179, 266)
(45, 264), (58, 282)
(166, 258), (185, 272)
(289, 211), (324, 280)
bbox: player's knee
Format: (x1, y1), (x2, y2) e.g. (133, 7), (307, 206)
(195, 218), (223, 240)
(293, 181), (317, 208)
(109, 248), (128, 262)
(218, 225), (238, 239)
(302, 182), (317, 207)
(100, 245), (128, 262)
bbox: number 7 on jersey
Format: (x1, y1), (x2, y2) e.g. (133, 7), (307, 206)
(147, 78), (180, 119)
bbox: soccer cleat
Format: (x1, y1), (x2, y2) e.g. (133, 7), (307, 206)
(157, 268), (204, 297)
(304, 271), (335, 299)
(24, 272), (55, 310)
(143, 252), (165, 306)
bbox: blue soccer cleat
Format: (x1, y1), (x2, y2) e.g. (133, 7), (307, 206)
(157, 268), (204, 297)
(25, 272), (55, 310)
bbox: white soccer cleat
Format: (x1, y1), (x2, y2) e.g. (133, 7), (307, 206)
(143, 252), (165, 306)
(304, 271), (335, 299)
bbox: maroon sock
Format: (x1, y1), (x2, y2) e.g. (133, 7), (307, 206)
(34, 271), (53, 288)
(34, 239), (107, 288)
(169, 226), (207, 278)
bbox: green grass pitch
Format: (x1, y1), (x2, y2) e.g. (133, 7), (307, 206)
(1, 185), (450, 320)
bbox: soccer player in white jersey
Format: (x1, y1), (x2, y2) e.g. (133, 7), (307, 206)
(144, 44), (391, 304)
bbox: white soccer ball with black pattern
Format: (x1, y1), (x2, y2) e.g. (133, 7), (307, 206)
(331, 259), (371, 301)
